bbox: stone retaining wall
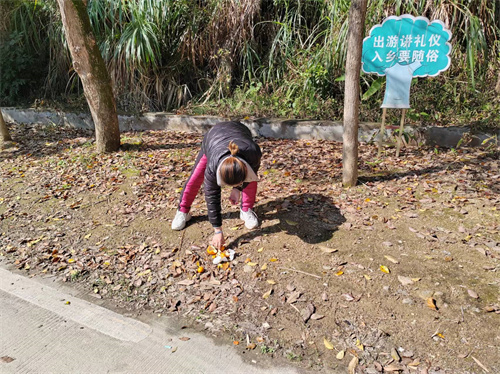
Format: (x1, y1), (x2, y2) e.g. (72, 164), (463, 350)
(3, 108), (498, 148)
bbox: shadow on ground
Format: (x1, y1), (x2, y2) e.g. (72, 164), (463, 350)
(189, 193), (346, 246)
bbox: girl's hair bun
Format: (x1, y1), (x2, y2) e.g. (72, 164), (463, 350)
(228, 141), (239, 156)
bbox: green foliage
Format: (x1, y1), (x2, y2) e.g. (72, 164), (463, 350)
(0, 31), (35, 104)
(2, 0), (499, 128)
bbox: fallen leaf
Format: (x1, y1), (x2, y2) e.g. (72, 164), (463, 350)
(301, 303), (315, 322)
(380, 265), (390, 274)
(257, 247), (264, 252)
(407, 359), (420, 367)
(285, 219), (298, 226)
(323, 338), (334, 350)
(374, 361), (383, 371)
(336, 350), (345, 360)
(384, 255), (399, 264)
(311, 313), (324, 320)
(177, 279), (195, 286)
(342, 293), (355, 302)
(384, 363), (403, 372)
(269, 258), (278, 262)
(266, 280), (276, 285)
(247, 343), (256, 350)
(171, 347), (178, 353)
(348, 356), (359, 374)
(261, 264), (268, 271)
(484, 305), (499, 313)
(363, 274), (371, 280)
(355, 338), (364, 351)
(467, 289), (479, 299)
(233, 341), (240, 345)
(319, 246), (338, 253)
(335, 270), (344, 276)
(262, 289), (273, 299)
(397, 275), (413, 286)
(391, 347), (401, 361)
(287, 291), (301, 304)
(179, 337), (190, 341)
(247, 262), (258, 266)
(426, 298), (438, 310)
(0, 356), (15, 363)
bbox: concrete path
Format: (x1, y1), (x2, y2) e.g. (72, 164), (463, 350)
(0, 267), (301, 374)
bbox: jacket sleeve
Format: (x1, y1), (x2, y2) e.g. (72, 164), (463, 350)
(204, 170), (222, 227)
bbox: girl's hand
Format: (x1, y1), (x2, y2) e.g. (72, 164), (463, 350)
(229, 188), (241, 205)
(211, 229), (225, 250)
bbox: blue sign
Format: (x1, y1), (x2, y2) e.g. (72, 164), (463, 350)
(362, 15), (452, 108)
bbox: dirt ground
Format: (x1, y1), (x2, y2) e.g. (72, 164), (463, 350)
(1, 122), (499, 374)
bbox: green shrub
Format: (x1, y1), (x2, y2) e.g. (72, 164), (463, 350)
(1, 0), (499, 128)
(0, 31), (38, 105)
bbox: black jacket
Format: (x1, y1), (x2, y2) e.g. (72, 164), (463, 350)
(202, 121), (261, 227)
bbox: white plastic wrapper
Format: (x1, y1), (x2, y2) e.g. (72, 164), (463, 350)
(212, 249), (236, 265)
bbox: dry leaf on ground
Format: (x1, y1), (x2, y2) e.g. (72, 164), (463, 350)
(426, 298), (438, 310)
(384, 255), (399, 264)
(348, 356), (359, 374)
(319, 246), (338, 253)
(324, 338), (334, 350)
(380, 265), (390, 274)
(262, 289), (273, 299)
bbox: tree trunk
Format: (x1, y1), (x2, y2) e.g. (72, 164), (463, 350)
(342, 0), (368, 187)
(56, 0), (120, 153)
(0, 108), (12, 142)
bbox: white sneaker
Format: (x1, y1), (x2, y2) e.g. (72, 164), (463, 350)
(171, 210), (192, 230)
(240, 209), (259, 229)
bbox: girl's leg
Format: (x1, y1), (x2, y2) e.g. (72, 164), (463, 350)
(178, 150), (207, 213)
(241, 181), (257, 212)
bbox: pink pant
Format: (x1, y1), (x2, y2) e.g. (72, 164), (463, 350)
(178, 153), (257, 213)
